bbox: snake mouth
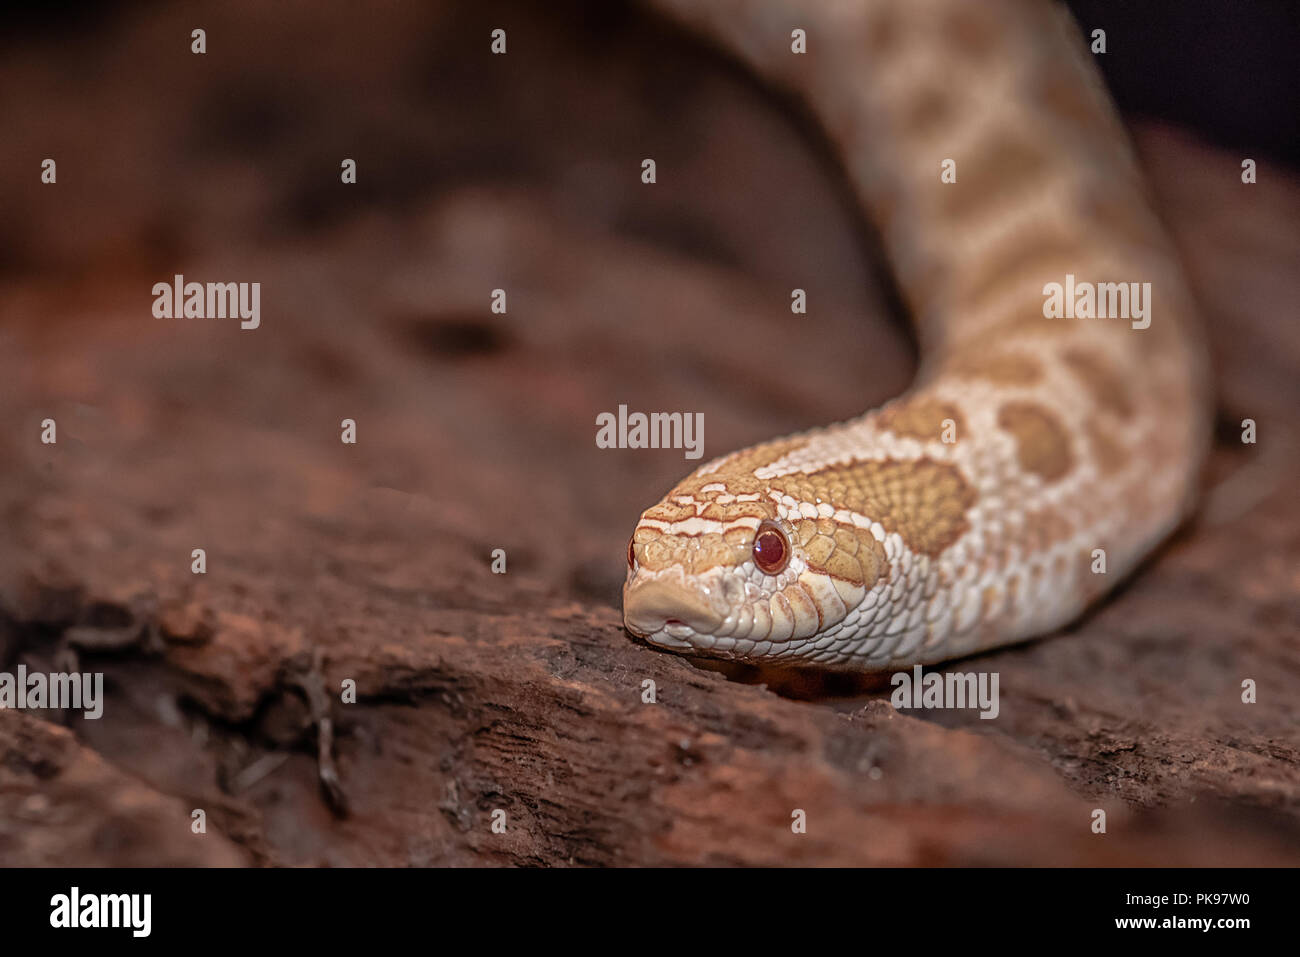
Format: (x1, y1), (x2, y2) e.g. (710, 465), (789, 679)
(623, 616), (695, 651)
(640, 629), (695, 651)
(623, 577), (723, 645)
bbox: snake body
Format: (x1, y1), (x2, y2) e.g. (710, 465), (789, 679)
(623, 0), (1211, 670)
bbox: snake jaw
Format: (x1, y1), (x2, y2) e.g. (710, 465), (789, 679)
(623, 549), (817, 660)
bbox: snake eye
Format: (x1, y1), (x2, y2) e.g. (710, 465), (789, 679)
(627, 537), (637, 570)
(752, 522), (789, 575)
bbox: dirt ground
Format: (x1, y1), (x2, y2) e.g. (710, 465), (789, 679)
(1, 1), (1297, 865)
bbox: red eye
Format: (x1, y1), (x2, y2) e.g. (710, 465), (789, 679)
(752, 523), (789, 574)
(627, 538), (637, 570)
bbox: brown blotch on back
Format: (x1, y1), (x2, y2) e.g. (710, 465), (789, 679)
(953, 231), (1085, 316)
(1021, 505), (1075, 551)
(978, 309), (1078, 344)
(1085, 419), (1128, 475)
(948, 352), (1044, 387)
(877, 398), (964, 443)
(781, 457), (977, 558)
(942, 2), (1003, 60)
(1061, 348), (1133, 418)
(1077, 183), (1159, 256)
(864, 6), (903, 58)
(899, 85), (953, 140)
(997, 401), (1073, 482)
(1034, 61), (1116, 142)
(939, 135), (1054, 222)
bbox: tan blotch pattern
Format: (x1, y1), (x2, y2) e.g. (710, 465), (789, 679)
(996, 401), (1074, 482)
(780, 457), (976, 559)
(627, 0), (1210, 670)
(876, 398), (965, 443)
(1062, 347), (1134, 418)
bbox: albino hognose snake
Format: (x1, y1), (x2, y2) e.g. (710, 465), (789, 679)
(622, 0), (1211, 670)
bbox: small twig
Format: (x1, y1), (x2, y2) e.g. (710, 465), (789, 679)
(291, 647), (350, 818)
(230, 752), (290, 794)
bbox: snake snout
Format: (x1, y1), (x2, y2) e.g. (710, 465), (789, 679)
(623, 577), (723, 640)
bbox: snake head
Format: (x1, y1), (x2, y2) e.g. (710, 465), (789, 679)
(623, 515), (786, 656)
(622, 451), (888, 664)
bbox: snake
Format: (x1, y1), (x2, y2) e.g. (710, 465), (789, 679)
(622, 0), (1212, 670)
